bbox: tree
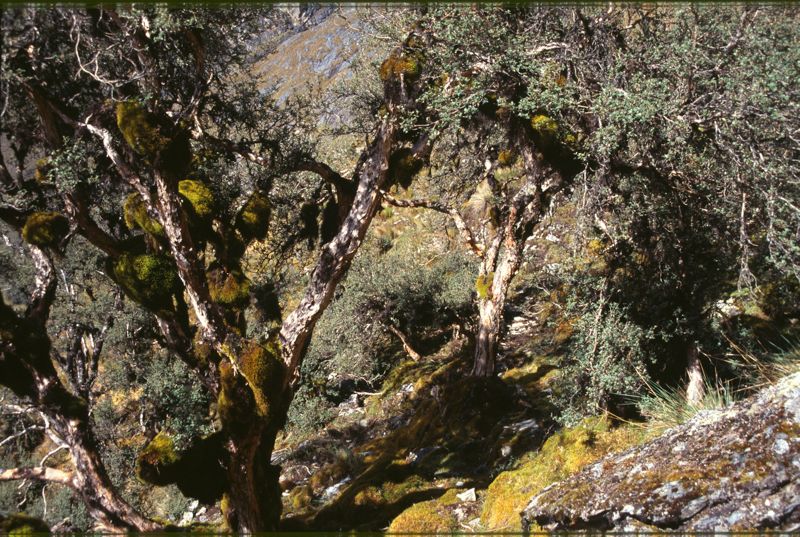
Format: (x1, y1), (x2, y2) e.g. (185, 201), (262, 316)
(376, 4), (800, 391)
(0, 6), (429, 531)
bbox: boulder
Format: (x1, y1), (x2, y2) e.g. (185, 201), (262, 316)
(523, 372), (800, 531)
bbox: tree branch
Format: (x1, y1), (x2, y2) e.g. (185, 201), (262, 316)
(380, 191), (484, 257)
(26, 246), (58, 328)
(0, 466), (74, 487)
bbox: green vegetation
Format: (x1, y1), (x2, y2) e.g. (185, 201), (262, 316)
(1, 5), (798, 534)
(112, 253), (180, 311)
(21, 212), (69, 247)
(124, 193), (165, 236)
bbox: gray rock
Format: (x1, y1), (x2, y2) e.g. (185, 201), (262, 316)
(522, 372), (800, 531)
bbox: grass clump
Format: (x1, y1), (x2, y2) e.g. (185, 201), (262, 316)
(21, 211), (69, 247)
(637, 376), (736, 435)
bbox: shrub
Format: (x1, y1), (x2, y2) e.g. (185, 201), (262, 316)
(552, 302), (657, 425)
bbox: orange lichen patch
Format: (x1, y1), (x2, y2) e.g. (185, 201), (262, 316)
(498, 149), (516, 166)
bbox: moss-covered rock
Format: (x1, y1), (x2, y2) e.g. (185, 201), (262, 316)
(123, 192), (165, 236)
(481, 417), (647, 531)
(178, 179), (215, 221)
(21, 212), (69, 247)
(387, 488), (463, 533)
(112, 253), (180, 310)
(1, 513), (50, 535)
(523, 372), (800, 532)
(236, 191), (271, 241)
(206, 265), (250, 307)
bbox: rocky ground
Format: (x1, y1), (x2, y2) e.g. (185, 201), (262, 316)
(523, 371), (800, 532)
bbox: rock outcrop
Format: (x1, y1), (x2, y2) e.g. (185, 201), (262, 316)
(523, 372), (800, 532)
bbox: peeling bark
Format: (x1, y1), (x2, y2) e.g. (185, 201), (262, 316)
(686, 343), (705, 406)
(279, 121), (395, 387)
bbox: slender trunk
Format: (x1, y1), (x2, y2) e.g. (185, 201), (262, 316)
(685, 343), (705, 406)
(388, 325), (421, 361)
(473, 296), (499, 376)
(472, 247), (523, 377)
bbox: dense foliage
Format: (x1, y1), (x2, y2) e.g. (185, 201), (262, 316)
(1, 5), (798, 532)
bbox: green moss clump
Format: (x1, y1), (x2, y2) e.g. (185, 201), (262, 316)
(476, 272), (494, 300)
(216, 361), (242, 431)
(288, 485), (313, 511)
(21, 212), (69, 247)
(136, 431), (180, 485)
(236, 191), (271, 241)
(123, 192), (165, 236)
(113, 253), (180, 310)
(388, 489), (462, 533)
(380, 51), (421, 82)
(206, 265), (250, 306)
(178, 179), (215, 220)
(530, 114), (558, 136)
(239, 339), (285, 419)
(389, 148), (424, 189)
(116, 100), (168, 159)
(33, 158), (50, 183)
